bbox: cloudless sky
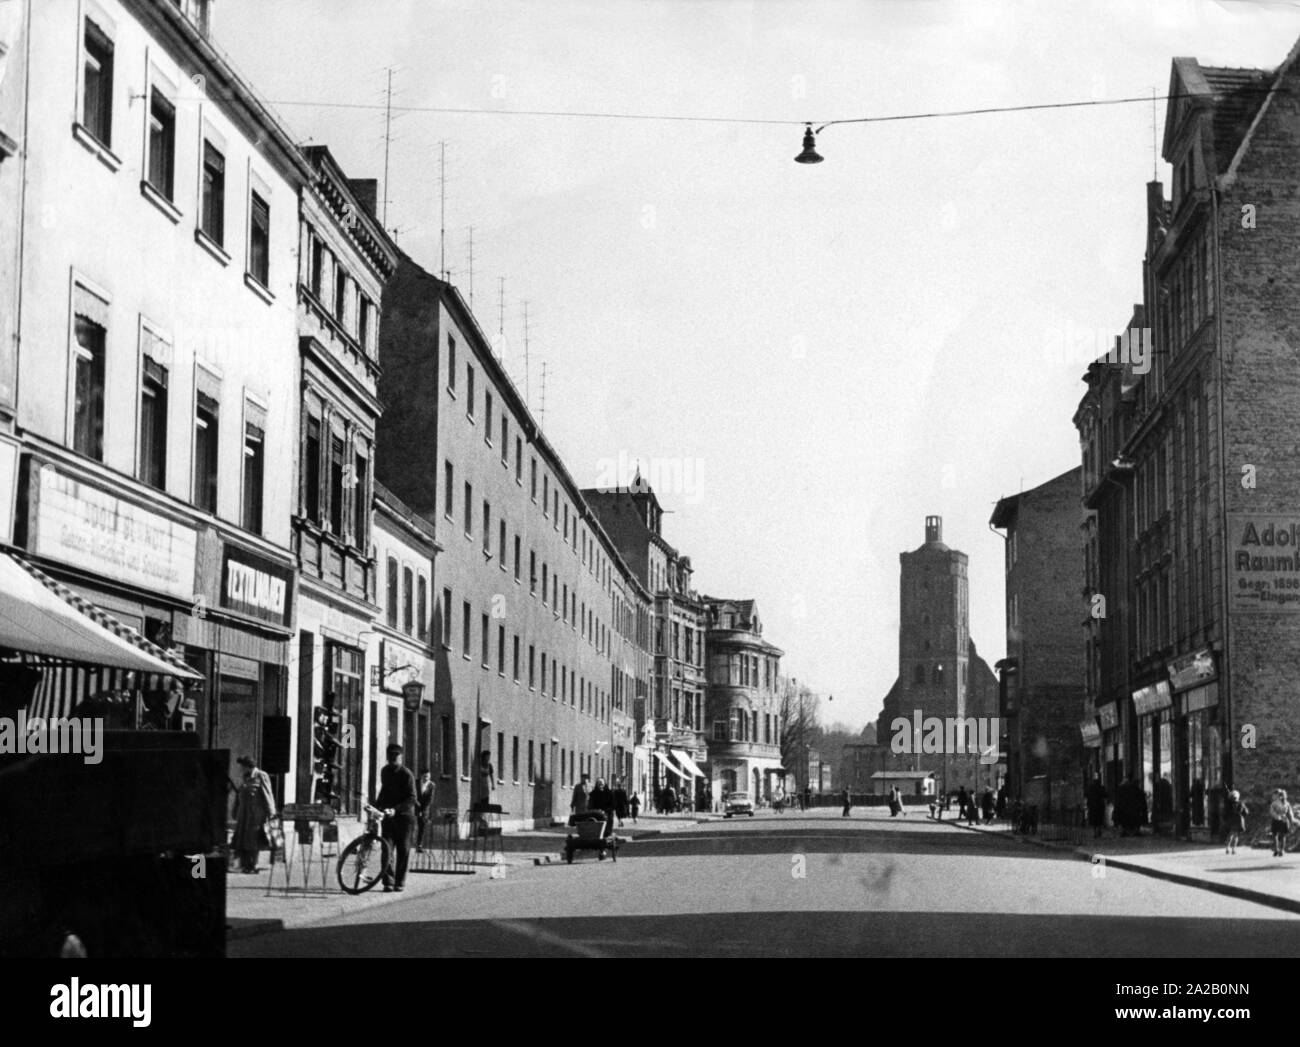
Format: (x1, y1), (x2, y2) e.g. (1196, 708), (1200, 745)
(214, 0), (1300, 731)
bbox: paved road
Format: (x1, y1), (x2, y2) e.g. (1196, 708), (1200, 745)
(230, 810), (1300, 957)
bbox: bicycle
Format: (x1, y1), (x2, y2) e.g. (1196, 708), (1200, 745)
(336, 803), (393, 894)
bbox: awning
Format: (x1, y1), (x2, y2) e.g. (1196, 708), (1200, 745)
(652, 750), (687, 781)
(670, 748), (705, 779)
(0, 552), (200, 680)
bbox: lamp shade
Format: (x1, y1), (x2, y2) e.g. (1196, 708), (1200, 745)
(401, 680), (426, 711)
(794, 124), (823, 164)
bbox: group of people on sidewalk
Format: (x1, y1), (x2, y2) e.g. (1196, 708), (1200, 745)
(570, 774), (640, 826)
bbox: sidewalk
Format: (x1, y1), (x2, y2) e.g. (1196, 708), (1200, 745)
(946, 816), (1300, 915)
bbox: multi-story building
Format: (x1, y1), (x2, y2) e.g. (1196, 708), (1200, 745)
(367, 483), (440, 819)
(584, 479), (708, 808)
(12, 0), (308, 793)
(703, 596), (783, 805)
(0, 0), (25, 470)
(874, 517), (999, 795)
(288, 146), (397, 814)
(989, 467), (1088, 810)
(376, 251), (650, 830)
(1078, 43), (1300, 834)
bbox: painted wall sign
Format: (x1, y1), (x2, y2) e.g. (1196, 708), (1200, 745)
(220, 544), (292, 626)
(1132, 680), (1172, 716)
(1228, 513), (1300, 614)
(33, 464), (197, 599)
(1167, 647), (1216, 692)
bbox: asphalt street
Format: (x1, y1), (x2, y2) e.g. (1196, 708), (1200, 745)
(230, 809), (1300, 957)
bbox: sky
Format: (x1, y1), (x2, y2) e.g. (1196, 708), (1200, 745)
(214, 0), (1300, 732)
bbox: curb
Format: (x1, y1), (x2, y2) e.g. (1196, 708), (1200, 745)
(946, 817), (1300, 916)
(225, 918), (285, 942)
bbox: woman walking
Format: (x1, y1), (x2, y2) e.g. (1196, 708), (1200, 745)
(1268, 789), (1294, 857)
(231, 755), (276, 874)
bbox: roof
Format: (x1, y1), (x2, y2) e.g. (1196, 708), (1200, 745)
(1201, 65), (1273, 170)
(990, 466), (1082, 528)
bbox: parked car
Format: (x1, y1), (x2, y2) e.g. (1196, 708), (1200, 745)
(724, 791), (755, 818)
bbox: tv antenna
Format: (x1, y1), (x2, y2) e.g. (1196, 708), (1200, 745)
(466, 226), (475, 309)
(438, 140), (448, 280)
(523, 300), (531, 407)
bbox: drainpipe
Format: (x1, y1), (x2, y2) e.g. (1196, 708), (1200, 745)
(1210, 182), (1232, 800)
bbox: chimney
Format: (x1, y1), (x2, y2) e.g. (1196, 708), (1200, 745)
(925, 515), (942, 544)
(348, 179), (379, 218)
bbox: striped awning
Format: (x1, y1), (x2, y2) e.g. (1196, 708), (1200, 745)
(2, 552), (198, 678)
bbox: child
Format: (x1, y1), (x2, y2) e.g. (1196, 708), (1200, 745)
(1269, 789), (1294, 857)
(1225, 788), (1248, 854)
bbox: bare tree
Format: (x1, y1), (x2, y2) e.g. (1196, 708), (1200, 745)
(778, 679), (821, 793)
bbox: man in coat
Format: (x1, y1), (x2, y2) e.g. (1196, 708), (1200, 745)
(841, 787), (852, 817)
(612, 778), (629, 827)
(375, 743), (417, 892)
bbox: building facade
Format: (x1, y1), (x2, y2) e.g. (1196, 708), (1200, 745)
(376, 252), (650, 831)
(12, 0), (308, 794)
(990, 467), (1088, 810)
(874, 517), (1000, 795)
(289, 145), (397, 814)
(584, 480), (708, 809)
(703, 597), (783, 805)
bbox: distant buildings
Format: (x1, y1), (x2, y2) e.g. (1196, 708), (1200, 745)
(873, 517), (999, 795)
(990, 467), (1088, 810)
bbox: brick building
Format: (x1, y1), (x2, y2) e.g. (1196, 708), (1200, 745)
(873, 517), (999, 795)
(990, 467), (1088, 810)
(1077, 40), (1300, 835)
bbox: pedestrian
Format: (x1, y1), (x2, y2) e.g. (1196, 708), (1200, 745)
(897, 786), (907, 816)
(965, 787), (977, 826)
(1268, 788), (1294, 857)
(375, 743), (417, 892)
(980, 787), (994, 825)
(571, 773), (590, 815)
(996, 784), (1008, 821)
(415, 770), (434, 852)
(1224, 788), (1248, 855)
(613, 778), (629, 827)
(589, 777), (616, 837)
(231, 755), (276, 874)
(1085, 779), (1107, 839)
(630, 791), (641, 823)
(957, 786), (969, 824)
(841, 786), (851, 817)
(665, 784), (677, 814)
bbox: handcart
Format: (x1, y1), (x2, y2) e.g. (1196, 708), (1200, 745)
(564, 811), (620, 863)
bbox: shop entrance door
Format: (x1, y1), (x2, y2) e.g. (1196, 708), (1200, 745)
(216, 675), (259, 807)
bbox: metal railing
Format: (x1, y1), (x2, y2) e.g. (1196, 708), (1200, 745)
(1008, 802), (1087, 846)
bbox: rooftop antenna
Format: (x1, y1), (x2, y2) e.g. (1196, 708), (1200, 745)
(497, 277), (505, 364)
(523, 300), (531, 407)
(467, 226), (475, 310)
(540, 361), (548, 427)
(381, 67), (395, 226)
(1151, 86), (1158, 179)
(438, 140), (447, 280)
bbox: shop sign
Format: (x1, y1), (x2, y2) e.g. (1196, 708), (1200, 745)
(1132, 680), (1172, 716)
(1228, 514), (1300, 614)
(1080, 720), (1102, 747)
(378, 639), (420, 693)
(1167, 647), (1216, 692)
(33, 465), (197, 599)
(1096, 703), (1119, 731)
(1183, 681), (1219, 715)
(220, 545), (292, 626)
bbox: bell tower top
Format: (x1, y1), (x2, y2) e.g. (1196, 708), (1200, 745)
(925, 516), (942, 544)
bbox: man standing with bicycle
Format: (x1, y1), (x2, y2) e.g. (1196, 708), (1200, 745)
(376, 743), (417, 892)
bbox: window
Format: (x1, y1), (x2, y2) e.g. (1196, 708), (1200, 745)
(197, 140), (226, 246)
(305, 416), (322, 523)
(146, 88), (176, 200)
(329, 436), (344, 535)
(512, 737), (519, 782)
(528, 741), (535, 783)
(309, 239), (324, 298)
(542, 564), (549, 603)
(467, 366), (475, 417)
(386, 558), (399, 629)
(358, 294), (371, 352)
(512, 635), (520, 681)
(352, 453), (368, 547)
(463, 482), (472, 536)
(242, 420), (264, 533)
(138, 353), (167, 489)
(460, 722), (469, 777)
(194, 392), (219, 512)
(530, 551), (537, 594)
(499, 519), (507, 567)
(515, 437), (522, 482)
(447, 337), (457, 392)
(441, 588), (452, 647)
(541, 652), (548, 694)
(497, 625), (505, 674)
(531, 458), (538, 500)
(72, 315), (107, 461)
(443, 461), (453, 519)
(543, 476), (549, 516)
(481, 613), (490, 666)
(403, 568), (414, 635)
(485, 391), (493, 440)
(553, 490), (559, 526)
(417, 577), (428, 641)
(462, 601), (471, 657)
(248, 191), (270, 287)
(482, 500), (491, 554)
(528, 645), (536, 689)
(514, 536), (521, 581)
(334, 266), (348, 325)
(82, 18), (114, 146)
(501, 415), (508, 462)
